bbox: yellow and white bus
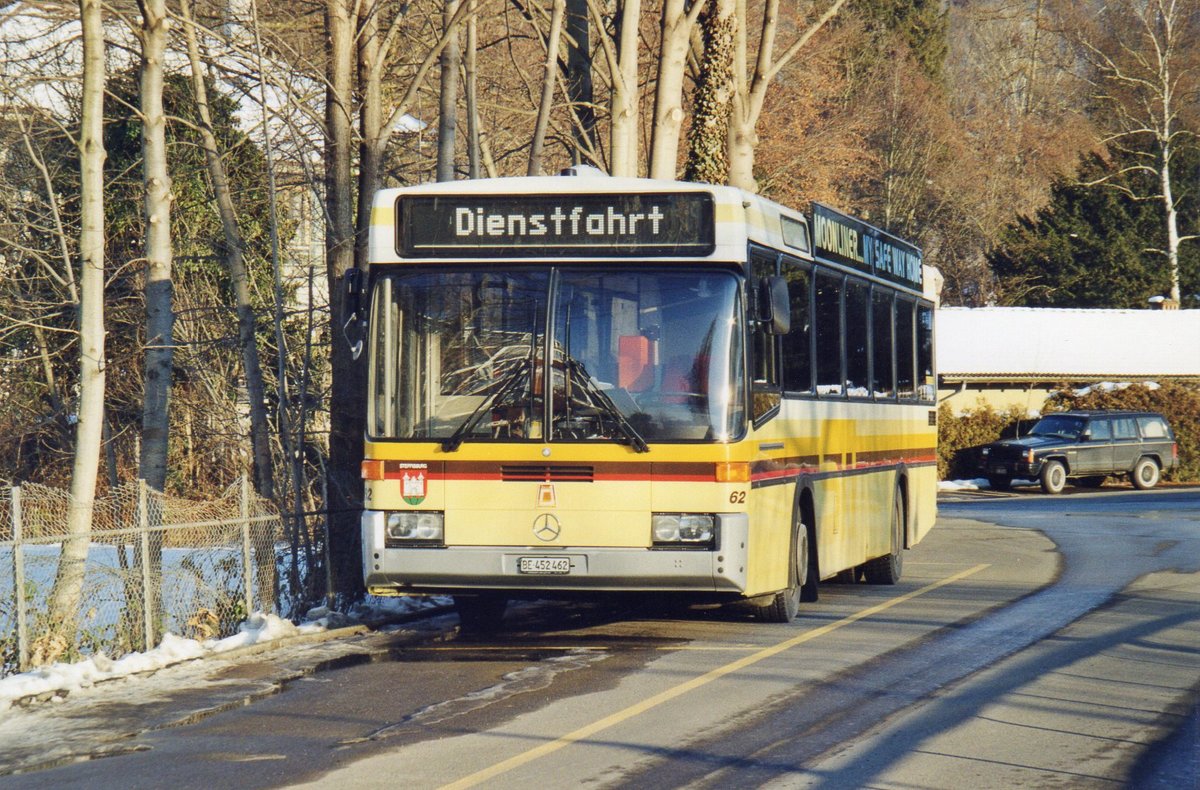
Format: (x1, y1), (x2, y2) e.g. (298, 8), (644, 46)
(349, 167), (938, 627)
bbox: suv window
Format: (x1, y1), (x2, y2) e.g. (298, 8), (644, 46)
(1112, 417), (1138, 440)
(1138, 416), (1169, 438)
(1089, 419), (1112, 441)
(1030, 414), (1085, 439)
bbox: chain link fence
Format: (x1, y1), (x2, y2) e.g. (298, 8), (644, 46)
(0, 480), (323, 677)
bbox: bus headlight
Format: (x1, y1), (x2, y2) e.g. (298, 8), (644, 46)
(385, 511), (444, 546)
(652, 514), (716, 547)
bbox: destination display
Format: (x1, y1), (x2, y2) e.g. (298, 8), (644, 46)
(397, 193), (715, 258)
(811, 202), (923, 290)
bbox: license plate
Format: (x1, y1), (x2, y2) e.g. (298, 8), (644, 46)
(518, 556), (571, 575)
(992, 465), (1008, 475)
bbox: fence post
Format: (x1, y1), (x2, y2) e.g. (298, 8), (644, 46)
(240, 475), (253, 618)
(12, 486), (29, 672)
(139, 480), (154, 651)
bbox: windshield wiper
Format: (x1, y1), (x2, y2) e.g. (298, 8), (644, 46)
(442, 356), (532, 452)
(565, 359), (649, 453)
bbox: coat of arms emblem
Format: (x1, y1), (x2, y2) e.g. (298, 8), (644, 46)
(400, 464), (428, 505)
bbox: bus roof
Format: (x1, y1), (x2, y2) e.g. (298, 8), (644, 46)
(367, 168), (925, 294)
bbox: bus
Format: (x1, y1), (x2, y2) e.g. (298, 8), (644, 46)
(345, 167), (938, 628)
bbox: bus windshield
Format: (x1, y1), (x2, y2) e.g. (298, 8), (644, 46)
(368, 268), (745, 445)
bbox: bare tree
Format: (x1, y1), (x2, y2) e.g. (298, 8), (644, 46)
(136, 0), (175, 500)
(465, 0), (482, 178)
(564, 0), (596, 162)
(179, 0), (275, 502)
(324, 0), (365, 603)
(1062, 0), (1199, 303)
(728, 0), (851, 191)
(437, 0), (462, 180)
(591, 0), (641, 175)
(529, 0), (566, 175)
(36, 0), (107, 666)
(648, 0), (705, 179)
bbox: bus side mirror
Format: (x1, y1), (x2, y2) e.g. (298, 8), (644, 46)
(341, 268), (368, 360)
(759, 276), (791, 335)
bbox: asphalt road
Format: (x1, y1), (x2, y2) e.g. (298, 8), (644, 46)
(0, 487), (1197, 789)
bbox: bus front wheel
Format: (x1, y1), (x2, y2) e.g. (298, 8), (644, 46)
(755, 515), (815, 622)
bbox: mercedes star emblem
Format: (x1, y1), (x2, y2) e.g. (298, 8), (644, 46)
(532, 513), (561, 542)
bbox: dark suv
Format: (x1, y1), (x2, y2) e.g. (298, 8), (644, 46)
(978, 410), (1177, 494)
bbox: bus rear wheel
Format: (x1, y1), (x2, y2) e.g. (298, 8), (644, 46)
(864, 490), (904, 585)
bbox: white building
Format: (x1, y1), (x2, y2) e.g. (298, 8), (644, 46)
(936, 307), (1200, 414)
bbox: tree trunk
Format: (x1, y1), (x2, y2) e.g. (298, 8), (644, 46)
(609, 0), (641, 177)
(37, 0), (108, 667)
(325, 0), (367, 604)
(135, 0), (175, 643)
(357, 0), (384, 268)
(564, 0), (596, 164)
(529, 0), (566, 176)
(648, 0), (702, 180)
(137, 0), (174, 496)
(1161, 139), (1182, 303)
(684, 0), (735, 185)
(465, 2), (481, 178)
(437, 0), (461, 181)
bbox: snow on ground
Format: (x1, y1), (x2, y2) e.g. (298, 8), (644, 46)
(938, 478), (1039, 492)
(0, 595), (448, 711)
(938, 478), (989, 491)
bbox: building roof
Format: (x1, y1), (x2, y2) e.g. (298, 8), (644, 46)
(936, 307), (1200, 382)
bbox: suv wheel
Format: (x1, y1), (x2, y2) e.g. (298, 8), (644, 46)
(1130, 457), (1160, 490)
(1040, 460), (1067, 495)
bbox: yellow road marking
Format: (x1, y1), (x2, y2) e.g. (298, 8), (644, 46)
(661, 645), (765, 651)
(406, 646), (605, 652)
(440, 564), (990, 789)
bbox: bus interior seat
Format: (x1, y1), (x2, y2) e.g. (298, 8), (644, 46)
(618, 335), (653, 391)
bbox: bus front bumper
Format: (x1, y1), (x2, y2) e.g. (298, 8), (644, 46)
(361, 512), (749, 595)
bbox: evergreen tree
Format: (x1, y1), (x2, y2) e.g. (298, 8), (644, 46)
(990, 150), (1200, 308)
(852, 0), (947, 80)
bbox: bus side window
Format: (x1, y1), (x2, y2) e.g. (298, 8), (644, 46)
(751, 249), (781, 421)
(917, 304), (935, 402)
(872, 288), (894, 398)
(845, 278), (869, 397)
(814, 270), (843, 396)
(781, 257), (812, 394)
(896, 298), (916, 399)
